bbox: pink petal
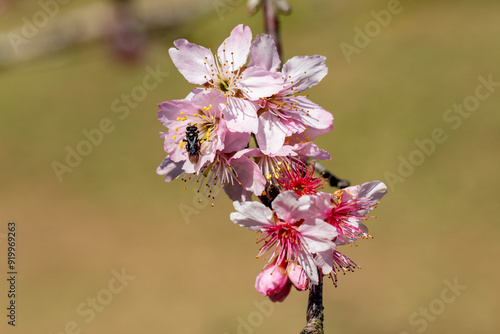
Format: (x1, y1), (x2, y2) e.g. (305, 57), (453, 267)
(293, 142), (331, 160)
(182, 149), (215, 174)
(345, 181), (388, 202)
(237, 66), (283, 100)
(217, 24), (252, 70)
(224, 97), (259, 133)
(157, 99), (196, 127)
(169, 39), (214, 85)
(255, 263), (293, 302)
(255, 264), (288, 294)
(162, 131), (185, 162)
(311, 192), (334, 219)
(271, 144), (297, 157)
(221, 129), (251, 153)
(282, 55), (327, 93)
(299, 218), (337, 253)
(230, 155), (267, 196)
(268, 283), (292, 302)
(190, 89), (226, 116)
(271, 191), (311, 223)
(248, 34), (281, 71)
(296, 250), (318, 285)
(256, 112), (287, 155)
(231, 147), (260, 159)
(287, 125), (333, 144)
(224, 183), (253, 202)
(285, 96), (333, 130)
(287, 264), (308, 291)
(313, 248), (335, 275)
(156, 157), (183, 182)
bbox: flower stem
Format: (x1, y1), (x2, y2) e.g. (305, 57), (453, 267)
(263, 0), (282, 62)
(300, 271), (324, 334)
(314, 161), (350, 189)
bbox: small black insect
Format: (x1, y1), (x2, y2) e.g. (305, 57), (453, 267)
(184, 125), (201, 164)
(258, 184), (280, 209)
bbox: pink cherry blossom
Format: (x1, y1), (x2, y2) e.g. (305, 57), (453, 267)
(230, 191), (338, 285)
(314, 181), (387, 245)
(255, 260), (307, 302)
(249, 34), (334, 154)
(168, 24), (284, 133)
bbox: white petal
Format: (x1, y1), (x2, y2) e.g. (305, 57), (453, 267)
(297, 250), (318, 285)
(348, 181), (388, 201)
(313, 248), (335, 275)
(282, 55), (327, 93)
(230, 201), (273, 231)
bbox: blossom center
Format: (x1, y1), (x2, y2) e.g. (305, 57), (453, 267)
(218, 76), (230, 92)
(326, 195), (373, 244)
(277, 161), (324, 197)
(257, 218), (305, 267)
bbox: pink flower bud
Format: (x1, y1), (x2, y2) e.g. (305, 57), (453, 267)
(287, 263), (308, 291)
(255, 262), (289, 301)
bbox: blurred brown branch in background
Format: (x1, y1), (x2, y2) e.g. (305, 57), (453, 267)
(248, 0), (291, 63)
(0, 0), (213, 67)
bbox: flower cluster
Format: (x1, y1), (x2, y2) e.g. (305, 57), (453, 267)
(156, 24), (387, 302)
(157, 24), (332, 203)
(231, 164), (386, 301)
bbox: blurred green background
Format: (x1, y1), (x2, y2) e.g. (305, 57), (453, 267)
(1, 0), (499, 333)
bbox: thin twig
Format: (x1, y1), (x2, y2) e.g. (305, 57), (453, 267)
(300, 271), (324, 334)
(263, 0), (282, 62)
(314, 161), (350, 189)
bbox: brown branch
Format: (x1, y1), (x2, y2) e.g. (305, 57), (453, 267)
(263, 0), (282, 62)
(300, 271), (324, 334)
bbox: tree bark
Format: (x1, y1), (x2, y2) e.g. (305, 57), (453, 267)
(300, 272), (324, 334)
